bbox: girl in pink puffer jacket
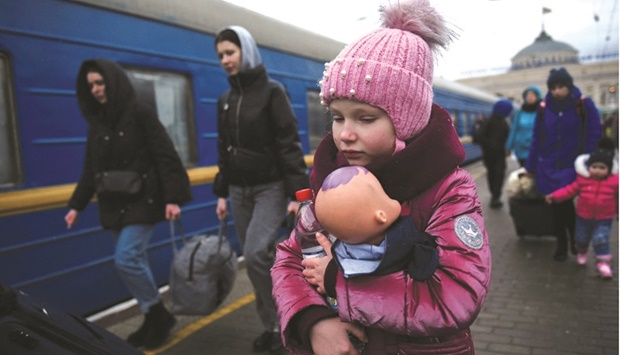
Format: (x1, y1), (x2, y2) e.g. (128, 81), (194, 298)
(546, 138), (618, 279)
(271, 0), (491, 354)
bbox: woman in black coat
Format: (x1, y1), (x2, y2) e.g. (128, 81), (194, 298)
(64, 59), (191, 349)
(213, 26), (309, 353)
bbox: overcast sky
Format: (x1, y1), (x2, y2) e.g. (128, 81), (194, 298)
(222, 0), (618, 80)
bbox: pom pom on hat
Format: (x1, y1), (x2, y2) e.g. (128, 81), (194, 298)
(492, 99), (513, 117)
(547, 67), (573, 90)
(587, 137), (616, 170)
(319, 0), (455, 140)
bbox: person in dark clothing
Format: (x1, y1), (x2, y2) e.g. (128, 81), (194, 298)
(480, 99), (512, 208)
(212, 26), (309, 353)
(65, 59), (192, 349)
(525, 67), (602, 261)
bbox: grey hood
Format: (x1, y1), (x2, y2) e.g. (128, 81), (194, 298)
(220, 25), (262, 72)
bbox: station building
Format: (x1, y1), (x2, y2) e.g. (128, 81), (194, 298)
(457, 29), (618, 119)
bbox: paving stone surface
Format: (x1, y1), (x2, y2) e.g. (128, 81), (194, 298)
(101, 160), (618, 355)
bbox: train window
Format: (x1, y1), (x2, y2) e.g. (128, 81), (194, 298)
(124, 68), (197, 166)
(449, 110), (457, 124)
(462, 112), (471, 135)
(0, 54), (21, 187)
(306, 90), (331, 152)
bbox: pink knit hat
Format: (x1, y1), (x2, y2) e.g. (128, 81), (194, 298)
(319, 0), (454, 140)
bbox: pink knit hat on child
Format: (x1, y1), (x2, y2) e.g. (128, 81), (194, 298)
(319, 0), (454, 140)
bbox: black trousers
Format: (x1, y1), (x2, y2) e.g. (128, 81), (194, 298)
(550, 199), (576, 251)
(483, 155), (506, 200)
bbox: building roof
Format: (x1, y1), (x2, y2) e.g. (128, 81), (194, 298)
(511, 30), (579, 70)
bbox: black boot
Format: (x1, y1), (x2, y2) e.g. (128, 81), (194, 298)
(126, 315), (149, 347)
(553, 236), (568, 261)
(142, 302), (176, 349)
(569, 233), (578, 255)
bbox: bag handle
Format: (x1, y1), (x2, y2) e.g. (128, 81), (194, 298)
(217, 218), (234, 264)
(169, 219), (187, 255)
(170, 218), (233, 258)
(186, 218), (232, 282)
(216, 217), (228, 252)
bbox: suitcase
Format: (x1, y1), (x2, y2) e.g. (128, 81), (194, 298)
(0, 284), (141, 355)
(508, 197), (556, 237)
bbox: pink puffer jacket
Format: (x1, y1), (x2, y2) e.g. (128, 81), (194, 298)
(271, 106), (491, 354)
(551, 174), (618, 220)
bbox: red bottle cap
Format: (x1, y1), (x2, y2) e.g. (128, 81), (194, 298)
(295, 188), (313, 202)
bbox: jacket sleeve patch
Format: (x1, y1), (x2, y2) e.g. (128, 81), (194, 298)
(454, 216), (483, 250)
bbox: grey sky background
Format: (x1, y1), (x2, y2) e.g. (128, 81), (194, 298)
(222, 0), (619, 80)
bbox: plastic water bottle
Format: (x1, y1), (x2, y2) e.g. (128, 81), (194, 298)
(295, 188), (338, 310)
(295, 189), (326, 259)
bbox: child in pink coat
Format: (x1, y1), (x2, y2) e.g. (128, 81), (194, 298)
(545, 138), (618, 278)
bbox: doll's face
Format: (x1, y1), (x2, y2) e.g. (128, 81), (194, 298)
(315, 166), (401, 245)
(589, 162), (610, 180)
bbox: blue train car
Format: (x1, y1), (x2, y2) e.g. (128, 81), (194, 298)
(0, 0), (496, 317)
(433, 78), (498, 164)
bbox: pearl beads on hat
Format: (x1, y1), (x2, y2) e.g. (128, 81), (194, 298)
(320, 58), (373, 104)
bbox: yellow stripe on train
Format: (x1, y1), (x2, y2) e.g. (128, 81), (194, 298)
(0, 155), (316, 218)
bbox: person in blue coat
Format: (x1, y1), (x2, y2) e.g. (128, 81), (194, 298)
(525, 68), (602, 261)
(505, 86), (542, 167)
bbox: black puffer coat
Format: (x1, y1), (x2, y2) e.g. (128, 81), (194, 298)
(212, 26), (308, 199)
(69, 59), (192, 230)
(213, 65), (309, 198)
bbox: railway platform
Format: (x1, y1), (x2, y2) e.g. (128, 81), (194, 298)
(94, 159), (619, 355)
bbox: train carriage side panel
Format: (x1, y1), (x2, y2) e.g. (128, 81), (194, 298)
(0, 0), (333, 316)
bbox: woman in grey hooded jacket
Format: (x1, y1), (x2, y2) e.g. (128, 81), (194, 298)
(213, 26), (309, 353)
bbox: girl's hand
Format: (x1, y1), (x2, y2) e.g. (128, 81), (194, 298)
(310, 318), (367, 355)
(544, 195), (553, 205)
(302, 232), (333, 294)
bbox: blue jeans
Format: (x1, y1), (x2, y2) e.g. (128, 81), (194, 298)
(229, 181), (286, 332)
(575, 216), (612, 257)
(113, 224), (159, 313)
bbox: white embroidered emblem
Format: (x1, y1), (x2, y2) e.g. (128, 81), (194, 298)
(454, 216), (483, 250)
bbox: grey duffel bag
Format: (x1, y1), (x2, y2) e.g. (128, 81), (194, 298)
(168, 219), (237, 315)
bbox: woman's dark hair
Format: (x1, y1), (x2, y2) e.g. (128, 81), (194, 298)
(214, 29), (241, 48)
(84, 61), (103, 75)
